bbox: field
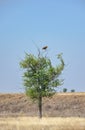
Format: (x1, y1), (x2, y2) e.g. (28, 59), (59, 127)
(0, 93), (85, 129)
(0, 117), (85, 130)
(0, 92), (85, 117)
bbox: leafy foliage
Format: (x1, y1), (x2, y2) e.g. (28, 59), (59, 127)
(63, 88), (68, 92)
(20, 52), (64, 99)
(71, 89), (75, 92)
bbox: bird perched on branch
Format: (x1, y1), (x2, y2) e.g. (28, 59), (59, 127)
(42, 46), (48, 50)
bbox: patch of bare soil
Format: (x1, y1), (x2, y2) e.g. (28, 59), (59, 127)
(0, 93), (85, 117)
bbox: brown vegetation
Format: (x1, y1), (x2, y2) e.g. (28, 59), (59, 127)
(0, 93), (85, 117)
(0, 117), (85, 130)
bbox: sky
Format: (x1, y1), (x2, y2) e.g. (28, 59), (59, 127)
(0, 0), (85, 93)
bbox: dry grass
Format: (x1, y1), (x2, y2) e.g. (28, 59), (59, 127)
(0, 92), (85, 117)
(0, 117), (85, 130)
(56, 92), (85, 95)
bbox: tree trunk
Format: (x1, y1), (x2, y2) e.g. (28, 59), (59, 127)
(38, 95), (42, 118)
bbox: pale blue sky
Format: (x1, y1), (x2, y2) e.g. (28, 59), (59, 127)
(0, 1), (85, 92)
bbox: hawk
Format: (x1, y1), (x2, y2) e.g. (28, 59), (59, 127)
(42, 46), (48, 50)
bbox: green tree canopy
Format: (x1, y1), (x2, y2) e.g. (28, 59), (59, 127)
(20, 48), (65, 118)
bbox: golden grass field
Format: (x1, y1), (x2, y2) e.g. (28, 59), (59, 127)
(0, 117), (85, 130)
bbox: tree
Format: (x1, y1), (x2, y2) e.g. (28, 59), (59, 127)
(71, 89), (75, 92)
(63, 88), (67, 92)
(20, 47), (65, 118)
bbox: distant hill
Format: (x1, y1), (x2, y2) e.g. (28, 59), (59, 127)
(0, 93), (85, 117)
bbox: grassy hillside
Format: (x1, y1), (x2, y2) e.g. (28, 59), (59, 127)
(0, 93), (85, 117)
